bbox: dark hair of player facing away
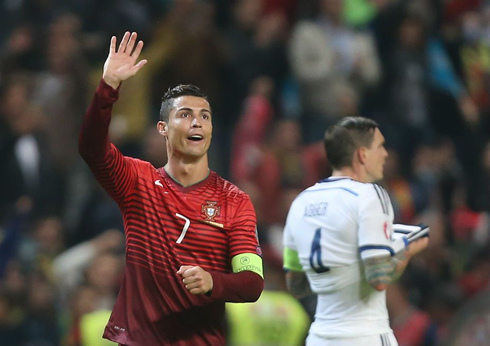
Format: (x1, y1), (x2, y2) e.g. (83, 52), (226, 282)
(324, 116), (379, 170)
(159, 84), (208, 122)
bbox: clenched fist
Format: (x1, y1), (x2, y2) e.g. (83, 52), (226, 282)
(177, 265), (214, 295)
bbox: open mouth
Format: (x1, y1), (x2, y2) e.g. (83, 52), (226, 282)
(187, 135), (204, 142)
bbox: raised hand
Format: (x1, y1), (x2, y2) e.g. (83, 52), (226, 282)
(103, 32), (147, 89)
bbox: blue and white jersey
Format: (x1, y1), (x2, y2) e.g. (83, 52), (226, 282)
(283, 176), (395, 338)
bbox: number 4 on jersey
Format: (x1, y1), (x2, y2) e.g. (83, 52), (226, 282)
(309, 228), (330, 273)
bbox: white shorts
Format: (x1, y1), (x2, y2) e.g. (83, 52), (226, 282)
(306, 332), (398, 346)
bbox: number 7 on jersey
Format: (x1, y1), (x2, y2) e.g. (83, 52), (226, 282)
(175, 213), (190, 243)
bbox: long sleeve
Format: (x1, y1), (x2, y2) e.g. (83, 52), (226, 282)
(208, 270), (264, 302)
(78, 79), (118, 161)
(78, 80), (138, 204)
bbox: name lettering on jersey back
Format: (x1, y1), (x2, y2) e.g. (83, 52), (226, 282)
(304, 202), (328, 217)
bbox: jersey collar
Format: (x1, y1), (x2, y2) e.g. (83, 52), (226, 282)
(319, 176), (353, 183)
(159, 167), (215, 193)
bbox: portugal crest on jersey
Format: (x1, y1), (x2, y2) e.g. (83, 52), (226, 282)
(202, 201), (220, 221)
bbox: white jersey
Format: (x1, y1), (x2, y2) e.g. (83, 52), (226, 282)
(283, 176), (395, 339)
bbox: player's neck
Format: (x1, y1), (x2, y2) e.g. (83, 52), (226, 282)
(165, 155), (210, 187)
(332, 167), (367, 183)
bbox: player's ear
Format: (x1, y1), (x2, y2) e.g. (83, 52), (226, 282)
(357, 147), (366, 165)
(157, 121), (168, 138)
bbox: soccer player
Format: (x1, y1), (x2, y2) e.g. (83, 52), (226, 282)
(283, 117), (428, 346)
(79, 32), (264, 346)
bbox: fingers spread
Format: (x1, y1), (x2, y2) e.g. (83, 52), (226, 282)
(110, 36), (116, 54)
(118, 31), (130, 53)
(131, 59), (148, 74)
(131, 40), (144, 58)
(126, 32), (138, 55)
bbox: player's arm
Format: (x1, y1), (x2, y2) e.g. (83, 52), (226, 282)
(358, 185), (428, 291)
(177, 254), (264, 302)
(78, 32), (147, 202)
(79, 32), (147, 158)
(283, 247), (313, 299)
(363, 237), (428, 291)
(282, 199), (313, 298)
(285, 271), (313, 299)
(212, 253), (264, 302)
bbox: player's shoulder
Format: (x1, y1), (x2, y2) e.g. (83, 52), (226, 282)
(367, 182), (389, 199)
(355, 182), (392, 215)
(125, 156), (156, 173)
(299, 177), (387, 200)
(306, 177), (367, 195)
(212, 172), (250, 201)
(341, 181), (390, 205)
(324, 177), (386, 196)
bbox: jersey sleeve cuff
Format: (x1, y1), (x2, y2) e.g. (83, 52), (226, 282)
(359, 245), (395, 258)
(359, 236), (408, 259)
(96, 79), (120, 106)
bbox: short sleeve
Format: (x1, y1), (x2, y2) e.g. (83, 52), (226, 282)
(283, 201), (297, 251)
(358, 184), (395, 259)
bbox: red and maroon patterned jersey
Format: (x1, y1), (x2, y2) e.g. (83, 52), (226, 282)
(79, 81), (261, 346)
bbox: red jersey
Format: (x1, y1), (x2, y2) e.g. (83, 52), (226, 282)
(79, 81), (261, 346)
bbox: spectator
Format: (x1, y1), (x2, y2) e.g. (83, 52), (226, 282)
(289, 0), (380, 141)
(53, 229), (124, 309)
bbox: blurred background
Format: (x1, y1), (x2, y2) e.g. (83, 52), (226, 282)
(0, 0), (489, 345)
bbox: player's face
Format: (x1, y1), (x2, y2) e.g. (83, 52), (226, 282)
(363, 128), (388, 182)
(159, 96), (212, 159)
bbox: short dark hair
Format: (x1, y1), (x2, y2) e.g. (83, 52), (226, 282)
(159, 84), (208, 122)
(324, 116), (379, 170)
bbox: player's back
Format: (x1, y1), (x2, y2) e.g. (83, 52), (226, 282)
(283, 177), (393, 338)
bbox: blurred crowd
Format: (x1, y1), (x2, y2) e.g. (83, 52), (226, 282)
(0, 0), (490, 345)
